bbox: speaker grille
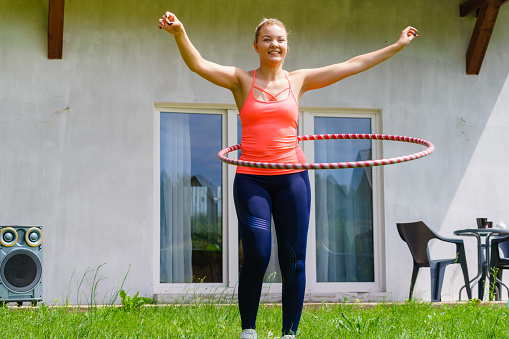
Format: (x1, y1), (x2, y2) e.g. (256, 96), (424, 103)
(0, 249), (42, 293)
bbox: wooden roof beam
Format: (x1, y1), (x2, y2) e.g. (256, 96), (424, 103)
(48, 0), (65, 59)
(460, 0), (489, 17)
(461, 0), (508, 74)
(461, 0), (509, 17)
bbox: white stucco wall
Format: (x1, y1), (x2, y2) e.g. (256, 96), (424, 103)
(1, 0), (508, 303)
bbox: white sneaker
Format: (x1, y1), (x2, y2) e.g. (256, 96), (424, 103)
(240, 329), (257, 339)
(282, 335), (296, 339)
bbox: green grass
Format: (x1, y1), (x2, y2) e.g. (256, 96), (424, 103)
(1, 300), (509, 338)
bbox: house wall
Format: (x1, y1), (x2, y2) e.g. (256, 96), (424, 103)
(1, 0), (508, 303)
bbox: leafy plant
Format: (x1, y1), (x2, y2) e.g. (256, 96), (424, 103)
(119, 290), (152, 311)
(107, 264), (130, 306)
(87, 262), (108, 308)
(489, 267), (500, 301)
(61, 263), (131, 307)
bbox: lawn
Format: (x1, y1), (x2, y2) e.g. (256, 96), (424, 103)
(1, 300), (508, 338)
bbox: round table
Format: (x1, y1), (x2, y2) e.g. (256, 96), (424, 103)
(454, 228), (509, 300)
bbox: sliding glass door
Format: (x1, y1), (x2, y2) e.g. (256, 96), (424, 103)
(313, 117), (374, 283)
(160, 112), (223, 283)
(156, 105), (383, 296)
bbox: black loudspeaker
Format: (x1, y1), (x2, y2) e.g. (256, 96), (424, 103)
(0, 226), (43, 305)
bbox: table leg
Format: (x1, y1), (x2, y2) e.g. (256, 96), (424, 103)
(479, 266), (487, 300)
(495, 278), (509, 300)
(486, 233), (509, 301)
(459, 233), (483, 300)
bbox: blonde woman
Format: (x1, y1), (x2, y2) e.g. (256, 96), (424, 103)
(159, 12), (418, 339)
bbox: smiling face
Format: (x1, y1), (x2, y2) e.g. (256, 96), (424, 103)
(254, 23), (288, 65)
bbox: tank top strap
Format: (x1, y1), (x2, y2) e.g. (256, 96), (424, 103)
(251, 70), (291, 102)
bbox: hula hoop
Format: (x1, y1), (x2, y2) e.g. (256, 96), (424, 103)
(217, 134), (434, 170)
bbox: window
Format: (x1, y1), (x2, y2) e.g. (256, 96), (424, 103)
(159, 109), (224, 285)
(302, 108), (383, 293)
(313, 117), (374, 283)
(155, 104), (384, 297)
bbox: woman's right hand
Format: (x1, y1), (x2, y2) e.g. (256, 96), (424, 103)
(157, 10), (245, 97)
(158, 11), (183, 35)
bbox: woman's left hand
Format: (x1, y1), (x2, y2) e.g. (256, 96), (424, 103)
(396, 26), (419, 48)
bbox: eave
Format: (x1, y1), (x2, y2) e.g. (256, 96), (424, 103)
(461, 0), (508, 74)
(46, 0), (507, 74)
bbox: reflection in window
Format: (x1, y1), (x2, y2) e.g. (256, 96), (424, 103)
(160, 112), (222, 283)
(315, 117), (374, 282)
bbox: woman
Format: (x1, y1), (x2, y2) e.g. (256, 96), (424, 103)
(159, 12), (418, 339)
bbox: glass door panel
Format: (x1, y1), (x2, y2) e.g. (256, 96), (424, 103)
(314, 117), (374, 282)
(160, 112), (223, 283)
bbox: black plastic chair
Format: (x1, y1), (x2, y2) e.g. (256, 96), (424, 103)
(397, 221), (472, 302)
(489, 235), (509, 300)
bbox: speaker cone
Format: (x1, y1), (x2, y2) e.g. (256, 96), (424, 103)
(0, 227), (18, 247)
(25, 228), (43, 247)
(0, 249), (42, 292)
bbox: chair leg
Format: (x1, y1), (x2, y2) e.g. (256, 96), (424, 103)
(479, 268), (487, 301)
(430, 262), (449, 302)
(409, 265), (419, 300)
(496, 270), (503, 301)
(457, 246), (472, 300)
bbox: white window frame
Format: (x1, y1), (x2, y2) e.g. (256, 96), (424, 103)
(153, 103), (385, 300)
(153, 103), (239, 299)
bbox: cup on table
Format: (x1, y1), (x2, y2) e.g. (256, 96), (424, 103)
(477, 218), (488, 228)
(487, 221), (493, 228)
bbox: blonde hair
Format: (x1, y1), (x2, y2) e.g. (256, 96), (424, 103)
(254, 18), (287, 43)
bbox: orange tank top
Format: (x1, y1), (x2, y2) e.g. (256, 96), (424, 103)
(237, 70), (306, 175)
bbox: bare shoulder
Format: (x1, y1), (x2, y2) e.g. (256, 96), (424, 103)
(287, 69), (308, 99)
(287, 69), (307, 84)
(231, 69), (255, 111)
(234, 68), (253, 78)
(232, 69), (252, 92)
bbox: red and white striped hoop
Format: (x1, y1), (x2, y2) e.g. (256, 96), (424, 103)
(217, 134), (434, 169)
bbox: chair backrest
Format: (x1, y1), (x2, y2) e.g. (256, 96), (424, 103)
(498, 237), (509, 258)
(397, 221), (439, 265)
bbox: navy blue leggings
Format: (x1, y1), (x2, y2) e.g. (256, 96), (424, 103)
(234, 171), (311, 335)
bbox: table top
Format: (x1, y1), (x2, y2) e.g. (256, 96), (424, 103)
(454, 228), (509, 236)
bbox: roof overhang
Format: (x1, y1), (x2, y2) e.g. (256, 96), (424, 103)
(461, 0), (509, 74)
(46, 0), (507, 75)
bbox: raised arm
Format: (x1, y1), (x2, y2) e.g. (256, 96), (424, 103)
(296, 26), (419, 94)
(159, 12), (242, 91)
